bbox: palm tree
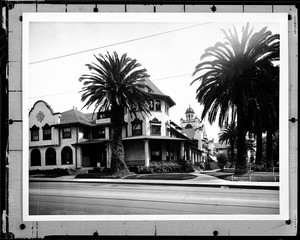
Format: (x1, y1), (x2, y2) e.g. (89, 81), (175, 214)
(218, 121), (237, 165)
(263, 65), (279, 170)
(192, 23), (279, 174)
(79, 51), (152, 174)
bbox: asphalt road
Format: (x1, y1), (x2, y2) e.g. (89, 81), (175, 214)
(29, 181), (279, 215)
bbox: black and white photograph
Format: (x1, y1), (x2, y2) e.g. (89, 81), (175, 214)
(22, 13), (289, 221)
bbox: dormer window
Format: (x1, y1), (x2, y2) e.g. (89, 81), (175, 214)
(149, 100), (154, 110)
(30, 125), (39, 141)
(150, 118), (161, 136)
(42, 123), (52, 140)
(155, 100), (161, 111)
(131, 118), (143, 136)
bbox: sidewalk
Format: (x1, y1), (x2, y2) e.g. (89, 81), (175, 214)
(29, 171), (279, 190)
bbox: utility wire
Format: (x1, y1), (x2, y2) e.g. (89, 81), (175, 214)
(29, 22), (210, 65)
(29, 72), (193, 98)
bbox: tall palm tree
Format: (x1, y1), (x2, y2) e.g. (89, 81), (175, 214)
(192, 23), (279, 174)
(263, 65), (279, 170)
(79, 51), (152, 174)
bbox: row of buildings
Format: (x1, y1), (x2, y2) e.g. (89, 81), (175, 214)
(29, 79), (224, 170)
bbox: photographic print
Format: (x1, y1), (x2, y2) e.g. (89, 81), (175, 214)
(22, 13), (289, 221)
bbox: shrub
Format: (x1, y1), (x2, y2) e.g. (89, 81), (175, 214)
(149, 161), (182, 173)
(129, 160), (195, 174)
(208, 162), (219, 170)
(217, 153), (228, 170)
(251, 164), (267, 172)
(273, 167), (279, 172)
(29, 168), (70, 176)
(177, 157), (195, 173)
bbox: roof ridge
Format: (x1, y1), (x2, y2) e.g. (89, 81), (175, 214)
(73, 108), (81, 122)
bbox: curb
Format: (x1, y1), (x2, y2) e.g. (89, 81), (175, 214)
(29, 178), (279, 190)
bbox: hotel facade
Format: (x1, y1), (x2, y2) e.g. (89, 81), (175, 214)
(29, 79), (209, 170)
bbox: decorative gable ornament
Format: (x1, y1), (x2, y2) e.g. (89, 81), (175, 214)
(36, 111), (45, 122)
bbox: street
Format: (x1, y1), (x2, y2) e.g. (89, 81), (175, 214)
(29, 181), (279, 215)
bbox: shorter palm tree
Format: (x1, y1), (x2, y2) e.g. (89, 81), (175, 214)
(79, 51), (152, 174)
(219, 122), (237, 165)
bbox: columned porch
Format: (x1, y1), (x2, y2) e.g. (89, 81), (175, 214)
(123, 136), (196, 167)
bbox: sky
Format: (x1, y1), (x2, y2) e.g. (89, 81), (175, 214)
(27, 13), (280, 141)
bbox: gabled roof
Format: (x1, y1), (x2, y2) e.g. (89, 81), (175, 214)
(29, 100), (60, 115)
(60, 108), (92, 126)
(143, 78), (176, 107)
(144, 78), (165, 96)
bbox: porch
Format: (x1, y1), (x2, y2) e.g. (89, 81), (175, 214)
(123, 136), (201, 167)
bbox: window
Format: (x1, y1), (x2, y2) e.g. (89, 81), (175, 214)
(155, 100), (161, 111)
(150, 118), (161, 136)
(31, 149), (41, 166)
(61, 146), (73, 165)
(42, 124), (52, 140)
(149, 100), (154, 110)
(81, 127), (89, 139)
(185, 124), (193, 129)
(132, 118), (143, 136)
(151, 125), (161, 135)
(45, 147), (56, 165)
(92, 126), (105, 139)
(30, 125), (39, 141)
(62, 127), (71, 139)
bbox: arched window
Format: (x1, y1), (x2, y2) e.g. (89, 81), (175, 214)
(131, 118), (143, 136)
(155, 100), (161, 111)
(149, 100), (154, 110)
(45, 147), (56, 165)
(30, 125), (39, 141)
(185, 124), (193, 129)
(42, 123), (52, 140)
(61, 146), (73, 165)
(31, 149), (41, 166)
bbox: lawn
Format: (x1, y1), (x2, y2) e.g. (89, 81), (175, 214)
(75, 173), (197, 180)
(201, 170), (279, 182)
(29, 169), (71, 178)
(124, 173), (197, 180)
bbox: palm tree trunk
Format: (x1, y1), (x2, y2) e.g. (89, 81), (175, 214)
(265, 127), (273, 171)
(255, 127), (263, 165)
(110, 104), (129, 174)
(235, 108), (248, 174)
(230, 139), (235, 166)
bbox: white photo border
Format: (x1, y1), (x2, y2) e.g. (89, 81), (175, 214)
(22, 12), (289, 221)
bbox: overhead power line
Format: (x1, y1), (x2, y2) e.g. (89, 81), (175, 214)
(29, 22), (210, 65)
(29, 72), (194, 98)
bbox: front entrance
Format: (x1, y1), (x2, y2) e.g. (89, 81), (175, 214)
(82, 144), (107, 167)
(150, 143), (162, 161)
